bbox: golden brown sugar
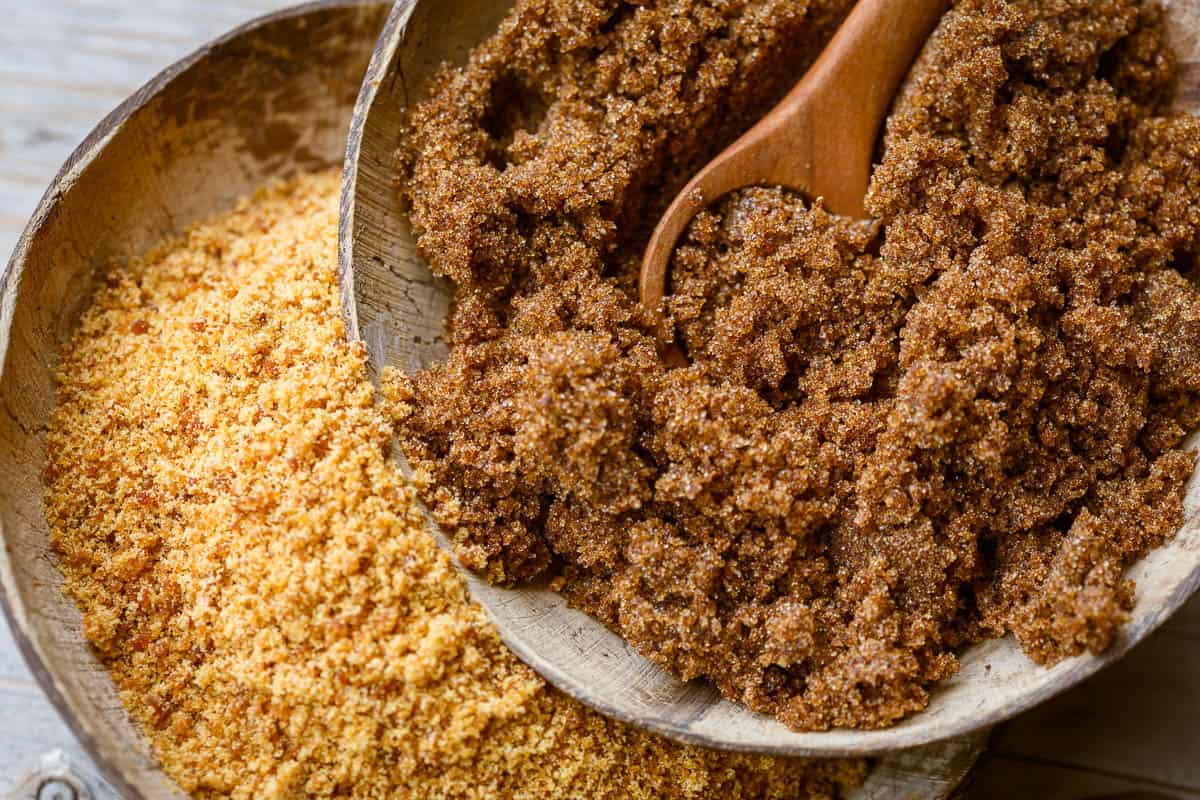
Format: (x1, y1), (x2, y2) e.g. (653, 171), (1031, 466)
(394, 0), (1200, 731)
(44, 171), (865, 799)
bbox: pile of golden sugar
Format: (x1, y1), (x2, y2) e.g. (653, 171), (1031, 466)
(43, 170), (864, 799)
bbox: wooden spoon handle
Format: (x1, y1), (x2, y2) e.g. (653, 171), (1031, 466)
(639, 0), (948, 335)
(765, 0), (951, 213)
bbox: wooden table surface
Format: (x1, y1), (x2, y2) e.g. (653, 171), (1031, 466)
(0, 2), (1196, 798)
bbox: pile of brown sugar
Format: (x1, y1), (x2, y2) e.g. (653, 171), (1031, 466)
(44, 171), (865, 799)
(393, 0), (1200, 730)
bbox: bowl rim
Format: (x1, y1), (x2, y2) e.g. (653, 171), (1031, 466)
(0, 3), (384, 797)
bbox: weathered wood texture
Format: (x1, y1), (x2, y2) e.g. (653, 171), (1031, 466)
(0, 1), (294, 260)
(0, 2), (1196, 799)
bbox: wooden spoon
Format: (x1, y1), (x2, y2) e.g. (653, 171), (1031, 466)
(639, 0), (949, 339)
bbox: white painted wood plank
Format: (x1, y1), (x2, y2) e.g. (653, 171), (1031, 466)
(0, 615), (119, 797)
(0, 616), (32, 684)
(0, 0), (293, 262)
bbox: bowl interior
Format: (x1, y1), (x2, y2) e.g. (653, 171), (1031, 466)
(342, 0), (1200, 758)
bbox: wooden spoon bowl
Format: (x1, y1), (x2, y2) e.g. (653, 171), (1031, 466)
(341, 0), (1200, 761)
(639, 0), (948, 341)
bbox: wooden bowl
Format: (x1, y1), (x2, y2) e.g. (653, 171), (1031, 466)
(0, 1), (983, 797)
(341, 0), (1200, 760)
(0, 3), (388, 796)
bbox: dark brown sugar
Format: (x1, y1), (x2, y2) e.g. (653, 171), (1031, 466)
(394, 0), (1200, 730)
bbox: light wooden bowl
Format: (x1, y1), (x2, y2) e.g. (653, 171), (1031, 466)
(0, 2), (983, 798)
(341, 0), (1200, 760)
(0, 3), (387, 797)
